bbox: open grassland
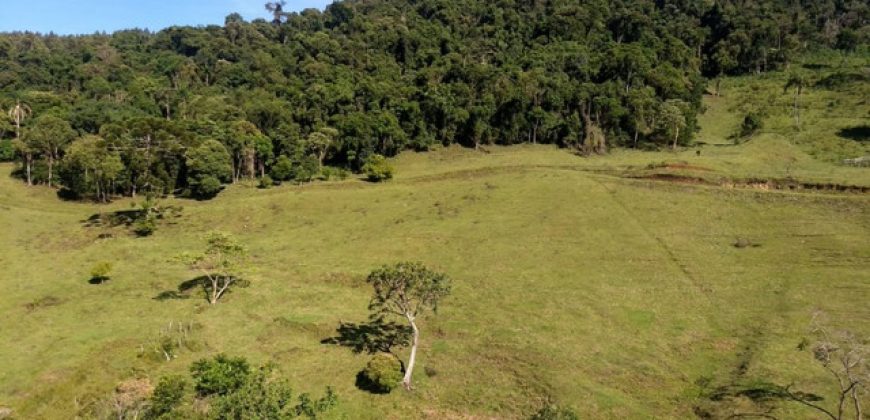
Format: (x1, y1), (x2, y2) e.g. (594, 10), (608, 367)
(1, 64), (869, 418)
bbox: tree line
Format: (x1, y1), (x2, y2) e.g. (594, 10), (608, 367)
(0, 0), (865, 200)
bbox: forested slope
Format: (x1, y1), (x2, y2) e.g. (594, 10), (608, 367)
(0, 0), (866, 200)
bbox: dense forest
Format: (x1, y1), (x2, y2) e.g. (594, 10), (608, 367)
(0, 0), (866, 200)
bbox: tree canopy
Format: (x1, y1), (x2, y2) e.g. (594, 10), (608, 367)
(0, 0), (866, 200)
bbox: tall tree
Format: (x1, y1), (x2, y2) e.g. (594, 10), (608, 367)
(366, 262), (451, 390)
(28, 115), (76, 187)
(7, 100), (31, 140)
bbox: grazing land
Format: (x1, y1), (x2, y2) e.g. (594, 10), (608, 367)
(1, 76), (868, 418)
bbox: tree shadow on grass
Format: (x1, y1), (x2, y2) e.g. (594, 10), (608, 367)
(696, 379), (828, 418)
(153, 277), (205, 301)
(320, 318), (412, 355)
(837, 125), (870, 142)
(153, 276), (249, 302)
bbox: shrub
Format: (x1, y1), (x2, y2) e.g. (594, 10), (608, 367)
(145, 375), (186, 419)
(191, 175), (223, 199)
(90, 261), (113, 284)
(133, 217), (157, 237)
(270, 155), (294, 181)
(293, 156), (319, 183)
(258, 175), (274, 189)
(190, 354), (251, 396)
(359, 353), (403, 393)
(738, 112), (763, 139)
(320, 166), (350, 181)
(210, 367), (337, 419)
(362, 154), (394, 182)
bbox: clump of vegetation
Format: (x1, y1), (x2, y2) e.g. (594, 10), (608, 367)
(211, 366), (338, 419)
(258, 174), (274, 189)
(186, 355), (337, 418)
(145, 375), (186, 419)
(362, 154), (394, 182)
(359, 353), (404, 394)
(190, 354), (251, 396)
(269, 155), (294, 183)
(737, 112), (764, 140)
(139, 321), (201, 362)
(89, 261), (113, 284)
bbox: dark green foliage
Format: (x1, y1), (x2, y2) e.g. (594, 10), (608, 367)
(359, 353), (403, 393)
(258, 175), (274, 189)
(367, 262), (451, 317)
(186, 140), (232, 199)
(190, 354), (251, 396)
(210, 367), (337, 419)
(0, 140), (14, 161)
(738, 112), (764, 139)
(362, 154), (393, 182)
(269, 155), (294, 182)
(133, 217), (158, 237)
(145, 375), (187, 419)
(293, 156), (319, 184)
(0, 0), (860, 198)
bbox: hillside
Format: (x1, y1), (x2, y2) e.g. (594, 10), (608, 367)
(1, 85), (868, 417)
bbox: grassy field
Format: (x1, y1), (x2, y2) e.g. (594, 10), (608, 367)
(1, 62), (868, 419)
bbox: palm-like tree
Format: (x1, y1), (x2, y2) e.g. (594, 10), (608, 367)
(784, 73), (808, 128)
(8, 100), (32, 140)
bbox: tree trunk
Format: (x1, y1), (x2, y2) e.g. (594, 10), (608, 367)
(25, 154), (32, 186)
(794, 91), (800, 127)
(47, 155), (54, 188)
(402, 316), (419, 391)
(673, 127), (680, 150)
(210, 278), (219, 305)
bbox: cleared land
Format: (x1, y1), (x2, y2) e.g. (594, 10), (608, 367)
(1, 68), (869, 418)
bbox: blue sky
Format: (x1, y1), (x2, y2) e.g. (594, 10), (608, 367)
(0, 0), (332, 35)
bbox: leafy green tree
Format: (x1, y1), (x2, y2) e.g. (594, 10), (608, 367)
(60, 135), (124, 202)
(178, 231), (249, 305)
(185, 139), (232, 199)
(306, 127), (338, 171)
(658, 100), (688, 150)
(27, 115), (76, 187)
(366, 262), (451, 390)
(269, 154), (294, 182)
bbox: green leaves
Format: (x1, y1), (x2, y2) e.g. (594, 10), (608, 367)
(366, 262), (451, 319)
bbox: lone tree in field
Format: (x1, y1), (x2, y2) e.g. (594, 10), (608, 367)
(366, 262), (451, 390)
(784, 72), (809, 128)
(178, 232), (249, 305)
